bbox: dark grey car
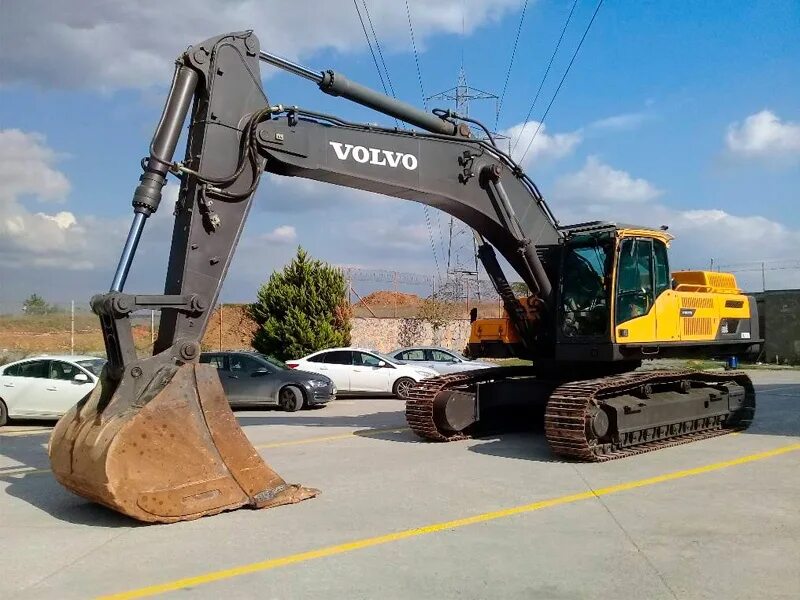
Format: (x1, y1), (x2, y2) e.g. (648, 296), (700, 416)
(199, 351), (335, 411)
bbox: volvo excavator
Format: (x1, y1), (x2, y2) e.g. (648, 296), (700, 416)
(49, 31), (759, 523)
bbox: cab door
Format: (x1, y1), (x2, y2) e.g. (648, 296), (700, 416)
(614, 238), (657, 343)
(652, 240), (680, 342)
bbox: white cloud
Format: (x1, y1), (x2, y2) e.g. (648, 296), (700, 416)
(549, 160), (800, 290)
(590, 111), (650, 131)
(1, 0), (526, 89)
(501, 121), (582, 167)
(0, 129), (70, 202)
(553, 156), (662, 204)
(0, 129), (127, 272)
(726, 110), (800, 160)
(623, 206), (800, 290)
(260, 225), (297, 244)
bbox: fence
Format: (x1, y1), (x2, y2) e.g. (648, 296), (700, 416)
(340, 267), (504, 318)
(712, 259), (800, 292)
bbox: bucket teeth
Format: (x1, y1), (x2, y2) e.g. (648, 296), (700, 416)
(49, 363), (317, 523)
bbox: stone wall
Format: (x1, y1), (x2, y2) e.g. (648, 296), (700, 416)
(754, 290), (800, 364)
(350, 317), (472, 353)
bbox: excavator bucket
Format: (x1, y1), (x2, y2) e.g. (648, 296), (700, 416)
(49, 363), (318, 523)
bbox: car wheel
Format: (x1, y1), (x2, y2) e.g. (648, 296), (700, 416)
(0, 399), (8, 427)
(278, 386), (304, 412)
(393, 377), (416, 399)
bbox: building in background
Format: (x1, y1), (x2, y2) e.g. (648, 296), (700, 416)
(754, 290), (800, 364)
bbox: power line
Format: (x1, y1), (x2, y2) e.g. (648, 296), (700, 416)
(511, 0), (579, 154)
(352, 0), (389, 95)
(405, 0), (428, 110)
(352, 1), (444, 281)
(361, 0), (396, 98)
(496, 0), (530, 130)
(518, 0), (605, 165)
(404, 0), (446, 280)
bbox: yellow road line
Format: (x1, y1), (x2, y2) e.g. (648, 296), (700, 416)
(253, 426), (409, 449)
(97, 442), (800, 600)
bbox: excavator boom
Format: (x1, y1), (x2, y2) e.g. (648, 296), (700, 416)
(49, 31), (561, 523)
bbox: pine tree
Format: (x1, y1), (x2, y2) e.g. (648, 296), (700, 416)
(22, 293), (51, 315)
(250, 247), (351, 360)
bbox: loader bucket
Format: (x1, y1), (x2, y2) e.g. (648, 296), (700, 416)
(48, 362), (317, 523)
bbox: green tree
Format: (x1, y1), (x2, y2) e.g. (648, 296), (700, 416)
(250, 247), (351, 360)
(510, 282), (530, 297)
(22, 293), (50, 315)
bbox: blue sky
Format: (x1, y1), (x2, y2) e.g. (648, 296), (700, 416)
(1, 0), (799, 308)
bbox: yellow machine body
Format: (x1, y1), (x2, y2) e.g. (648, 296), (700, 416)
(469, 227), (757, 359)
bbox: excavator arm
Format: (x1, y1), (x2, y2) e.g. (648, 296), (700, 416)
(49, 31), (563, 523)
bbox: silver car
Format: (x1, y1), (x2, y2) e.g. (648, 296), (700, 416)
(389, 346), (492, 375)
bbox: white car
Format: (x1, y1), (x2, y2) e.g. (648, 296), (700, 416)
(286, 347), (438, 398)
(0, 355), (106, 425)
(390, 346), (492, 375)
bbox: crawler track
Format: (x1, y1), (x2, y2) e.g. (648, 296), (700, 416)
(405, 368), (756, 462)
(405, 367), (536, 442)
(545, 369), (755, 462)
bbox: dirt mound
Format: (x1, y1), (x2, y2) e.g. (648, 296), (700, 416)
(202, 304), (258, 351)
(359, 291), (422, 307)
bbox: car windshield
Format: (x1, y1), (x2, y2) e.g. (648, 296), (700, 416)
(259, 354), (288, 370)
(76, 358), (106, 376)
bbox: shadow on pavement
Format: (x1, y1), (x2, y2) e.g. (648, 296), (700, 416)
(744, 384), (800, 438)
(0, 436), (140, 528)
(1, 383), (795, 525)
(467, 434), (556, 462)
(235, 410), (406, 431)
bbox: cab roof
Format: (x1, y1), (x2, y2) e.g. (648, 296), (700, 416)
(560, 220), (674, 244)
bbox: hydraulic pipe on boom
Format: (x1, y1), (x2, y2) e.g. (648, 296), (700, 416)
(258, 51), (459, 136)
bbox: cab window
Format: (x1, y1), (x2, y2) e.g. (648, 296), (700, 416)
(560, 240), (612, 337)
(653, 240), (670, 297)
(400, 350), (424, 361)
(616, 238), (654, 324)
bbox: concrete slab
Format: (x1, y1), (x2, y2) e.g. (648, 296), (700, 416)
(0, 372), (798, 599)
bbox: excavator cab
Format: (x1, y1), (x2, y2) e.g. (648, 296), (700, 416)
(470, 222), (759, 364)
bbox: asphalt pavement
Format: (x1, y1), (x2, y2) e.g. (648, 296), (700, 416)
(1, 370), (798, 599)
